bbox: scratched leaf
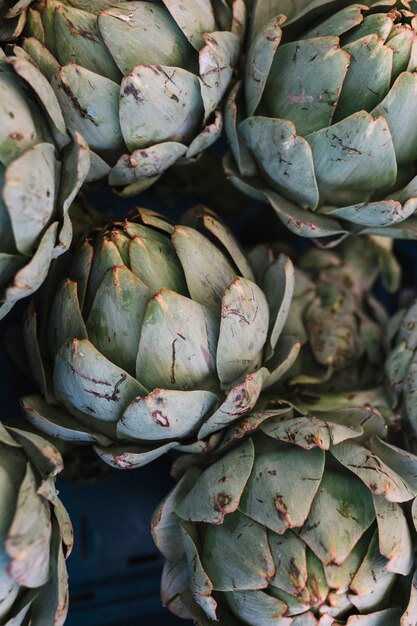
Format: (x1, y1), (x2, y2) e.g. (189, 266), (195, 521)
(117, 388), (218, 441)
(300, 470), (375, 566)
(263, 37), (349, 137)
(175, 438), (254, 523)
(136, 289), (220, 393)
(119, 65), (204, 151)
(53, 338), (145, 424)
(216, 276), (269, 389)
(239, 447), (325, 534)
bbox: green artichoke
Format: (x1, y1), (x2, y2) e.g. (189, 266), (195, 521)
(21, 207), (300, 469)
(386, 298), (417, 439)
(226, 0), (417, 241)
(0, 49), (90, 319)
(272, 238), (391, 393)
(0, 422), (73, 625)
(23, 0), (245, 195)
(152, 404), (417, 625)
(0, 1), (32, 41)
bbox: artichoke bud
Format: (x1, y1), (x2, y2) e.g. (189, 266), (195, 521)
(22, 207), (299, 469)
(24, 0), (246, 194)
(259, 238), (388, 392)
(152, 405), (417, 625)
(226, 0), (417, 239)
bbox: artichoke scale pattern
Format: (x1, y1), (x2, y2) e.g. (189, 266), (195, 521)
(21, 207), (301, 469)
(0, 0), (32, 41)
(226, 0), (417, 241)
(0, 50), (90, 320)
(23, 0), (245, 195)
(152, 404), (417, 625)
(0, 422), (72, 626)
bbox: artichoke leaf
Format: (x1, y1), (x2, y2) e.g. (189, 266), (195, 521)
(3, 143), (57, 256)
(331, 440), (415, 503)
(175, 439), (254, 524)
(98, 2), (193, 73)
(198, 367), (268, 439)
(335, 35), (392, 121)
(4, 221), (59, 304)
(264, 37), (349, 136)
(94, 440), (180, 470)
(239, 447), (325, 534)
(21, 394), (111, 445)
(180, 521), (216, 620)
(119, 65), (204, 151)
(224, 589), (287, 625)
(239, 116), (319, 210)
(151, 466), (202, 562)
(217, 276), (269, 389)
(87, 265), (150, 375)
(162, 0), (216, 50)
(245, 15), (284, 117)
(265, 190), (348, 239)
(52, 64), (124, 157)
(185, 109), (223, 159)
(136, 289), (219, 392)
(53, 3), (121, 81)
(349, 530), (395, 612)
(199, 30), (239, 118)
(306, 112), (397, 207)
(109, 142), (187, 190)
(117, 388), (218, 442)
(372, 495), (413, 575)
(53, 338), (146, 423)
(172, 224), (236, 310)
(48, 278), (87, 359)
(202, 510), (275, 591)
(299, 470), (375, 566)
(372, 71), (417, 165)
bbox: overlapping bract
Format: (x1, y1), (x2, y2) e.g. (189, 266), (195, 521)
(23, 0), (245, 195)
(21, 207), (300, 468)
(0, 1), (32, 41)
(386, 298), (417, 438)
(0, 50), (90, 319)
(152, 404), (417, 625)
(272, 238), (392, 393)
(0, 422), (73, 626)
(226, 0), (417, 241)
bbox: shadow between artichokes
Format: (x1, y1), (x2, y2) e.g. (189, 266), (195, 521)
(0, 422), (73, 626)
(225, 0), (417, 242)
(22, 0), (245, 195)
(21, 207), (301, 469)
(0, 49), (90, 319)
(152, 403), (417, 625)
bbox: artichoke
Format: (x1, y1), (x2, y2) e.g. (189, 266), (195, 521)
(0, 421), (73, 625)
(21, 207), (300, 469)
(23, 0), (245, 195)
(225, 0), (417, 241)
(152, 403), (417, 625)
(386, 297), (417, 439)
(0, 49), (90, 319)
(0, 1), (32, 41)
(272, 238), (391, 393)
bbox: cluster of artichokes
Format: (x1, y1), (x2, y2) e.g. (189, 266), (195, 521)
(2, 0), (417, 625)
